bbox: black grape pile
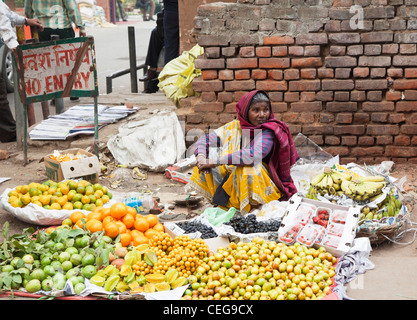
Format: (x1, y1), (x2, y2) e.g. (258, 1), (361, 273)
(225, 214), (281, 234)
(176, 220), (218, 239)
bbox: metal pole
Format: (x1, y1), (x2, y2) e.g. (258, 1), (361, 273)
(14, 26), (25, 150)
(128, 26), (138, 93)
(51, 34), (64, 114)
(94, 94), (99, 157)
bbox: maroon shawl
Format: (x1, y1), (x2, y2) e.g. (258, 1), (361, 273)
(235, 90), (299, 200)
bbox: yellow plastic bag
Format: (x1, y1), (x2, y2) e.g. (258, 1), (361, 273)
(158, 45), (204, 108)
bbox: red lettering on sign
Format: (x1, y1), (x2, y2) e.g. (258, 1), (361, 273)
(53, 74), (63, 91)
(45, 76), (53, 93)
(80, 72), (90, 87)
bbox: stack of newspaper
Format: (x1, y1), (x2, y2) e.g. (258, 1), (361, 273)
(29, 104), (138, 140)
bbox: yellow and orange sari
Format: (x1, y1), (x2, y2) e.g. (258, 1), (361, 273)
(190, 119), (282, 214)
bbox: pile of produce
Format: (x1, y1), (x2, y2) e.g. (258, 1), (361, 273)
(0, 221), (112, 295)
(58, 202), (165, 247)
(89, 235), (209, 294)
(175, 221), (218, 239)
(180, 237), (337, 300)
(307, 167), (386, 202)
(225, 214), (281, 234)
(359, 187), (403, 223)
(6, 180), (113, 211)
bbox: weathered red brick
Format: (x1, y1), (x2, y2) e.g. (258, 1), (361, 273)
(401, 124), (417, 135)
(358, 136), (375, 146)
(389, 113), (406, 123)
(361, 31), (393, 43)
(251, 69), (267, 80)
(371, 112), (389, 123)
(201, 91), (216, 102)
(194, 58), (225, 70)
(334, 125), (365, 135)
(255, 46), (271, 57)
(218, 92), (233, 103)
(325, 136), (341, 145)
(326, 102), (357, 112)
(387, 68), (403, 78)
(335, 113), (353, 124)
(271, 102), (287, 113)
(193, 78), (223, 92)
(235, 69), (250, 80)
(341, 136), (357, 146)
(386, 91), (402, 101)
(194, 102), (224, 113)
(362, 101), (394, 111)
(224, 80), (256, 91)
(256, 80), (287, 91)
(227, 57), (258, 69)
(239, 46), (255, 58)
(300, 92), (315, 102)
(290, 101), (322, 112)
(272, 46), (288, 57)
(394, 135), (411, 146)
(292, 57), (323, 68)
(300, 69), (317, 79)
(356, 79), (388, 90)
(296, 33), (328, 45)
(325, 56), (357, 67)
(367, 125), (399, 135)
(317, 69), (334, 78)
(218, 70), (234, 81)
(288, 80), (321, 91)
(404, 68), (417, 78)
(263, 35), (294, 45)
(353, 67), (369, 78)
(322, 79), (354, 90)
(288, 46), (304, 56)
(385, 146), (417, 157)
(259, 58), (290, 69)
(351, 147), (384, 157)
(202, 70), (218, 80)
(284, 69), (300, 80)
(394, 79), (417, 90)
(267, 70), (283, 80)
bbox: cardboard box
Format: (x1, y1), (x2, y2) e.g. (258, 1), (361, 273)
(280, 195), (360, 257)
(164, 221), (230, 253)
(44, 148), (100, 183)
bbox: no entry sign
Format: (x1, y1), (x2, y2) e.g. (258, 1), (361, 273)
(13, 36), (98, 104)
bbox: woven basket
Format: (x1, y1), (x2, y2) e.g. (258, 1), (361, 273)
(356, 215), (407, 245)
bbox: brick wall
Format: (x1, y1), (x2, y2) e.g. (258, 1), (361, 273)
(180, 0), (417, 164)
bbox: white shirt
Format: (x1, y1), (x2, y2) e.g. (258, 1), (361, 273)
(0, 2), (26, 49)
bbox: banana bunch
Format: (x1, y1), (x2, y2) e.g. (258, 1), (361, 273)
(310, 166), (387, 202)
(340, 176), (386, 202)
(359, 188), (403, 223)
(310, 167), (352, 196)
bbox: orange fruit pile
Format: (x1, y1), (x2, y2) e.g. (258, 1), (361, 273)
(69, 202), (165, 247)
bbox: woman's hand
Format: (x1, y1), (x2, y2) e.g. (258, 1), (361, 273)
(196, 154), (216, 174)
(198, 163), (217, 174)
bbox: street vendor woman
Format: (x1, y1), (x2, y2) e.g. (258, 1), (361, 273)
(190, 89), (299, 214)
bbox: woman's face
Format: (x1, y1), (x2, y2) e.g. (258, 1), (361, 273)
(247, 101), (270, 126)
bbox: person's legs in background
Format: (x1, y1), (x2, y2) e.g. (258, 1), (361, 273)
(140, 26), (164, 93)
(0, 73), (16, 142)
(148, 0), (155, 20)
(163, 1), (179, 65)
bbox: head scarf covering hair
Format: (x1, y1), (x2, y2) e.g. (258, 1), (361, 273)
(235, 90), (299, 200)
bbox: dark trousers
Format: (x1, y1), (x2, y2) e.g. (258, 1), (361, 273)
(163, 1), (179, 65)
(0, 72), (16, 142)
(145, 27), (164, 68)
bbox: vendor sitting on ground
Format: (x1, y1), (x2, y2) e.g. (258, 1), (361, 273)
(190, 90), (299, 214)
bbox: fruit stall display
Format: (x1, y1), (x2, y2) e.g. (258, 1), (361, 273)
(5, 180), (113, 212)
(0, 192), (340, 300)
(305, 166), (407, 245)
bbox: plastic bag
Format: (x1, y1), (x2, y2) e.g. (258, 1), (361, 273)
(203, 206), (236, 227)
(158, 45), (204, 108)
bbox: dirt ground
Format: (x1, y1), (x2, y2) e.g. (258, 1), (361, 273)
(1, 93), (417, 300)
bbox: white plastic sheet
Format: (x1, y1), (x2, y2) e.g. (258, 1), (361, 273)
(107, 111), (186, 172)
